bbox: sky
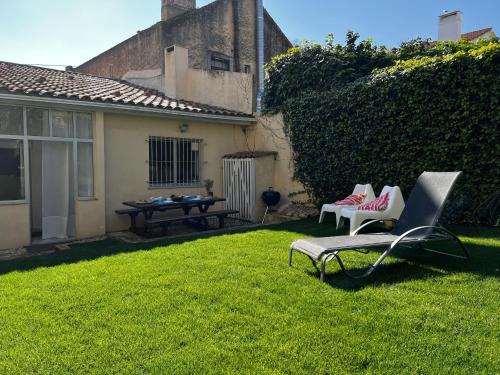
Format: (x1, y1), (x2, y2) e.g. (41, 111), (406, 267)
(0, 0), (498, 68)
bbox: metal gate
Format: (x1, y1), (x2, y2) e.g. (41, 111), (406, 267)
(223, 158), (256, 222)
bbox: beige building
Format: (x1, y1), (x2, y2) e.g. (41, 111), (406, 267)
(77, 0), (292, 113)
(0, 61), (300, 251)
(437, 11), (496, 42)
(0, 0), (301, 251)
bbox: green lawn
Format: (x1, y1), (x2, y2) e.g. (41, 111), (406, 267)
(0, 220), (498, 374)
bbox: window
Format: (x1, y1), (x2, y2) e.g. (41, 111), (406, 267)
(149, 136), (201, 187)
(52, 111), (73, 138)
(0, 105), (23, 135)
(76, 112), (93, 139)
(27, 108), (50, 136)
(209, 52), (231, 72)
(0, 104), (94, 201)
(77, 143), (94, 197)
(0, 139), (24, 201)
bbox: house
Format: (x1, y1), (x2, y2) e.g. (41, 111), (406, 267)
(77, 0), (292, 113)
(0, 0), (302, 251)
(438, 11), (496, 42)
(0, 60), (302, 251)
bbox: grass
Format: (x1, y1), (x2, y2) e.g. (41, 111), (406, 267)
(0, 219), (498, 374)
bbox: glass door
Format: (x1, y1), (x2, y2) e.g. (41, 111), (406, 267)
(30, 140), (75, 242)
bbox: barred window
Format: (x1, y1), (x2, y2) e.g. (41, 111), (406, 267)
(149, 136), (201, 187)
(209, 52), (231, 72)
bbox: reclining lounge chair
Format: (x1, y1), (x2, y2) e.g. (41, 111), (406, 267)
(289, 172), (469, 282)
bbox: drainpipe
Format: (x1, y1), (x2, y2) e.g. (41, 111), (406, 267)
(232, 0), (241, 72)
(256, 0), (264, 113)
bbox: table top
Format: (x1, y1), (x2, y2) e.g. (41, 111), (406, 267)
(123, 197), (225, 210)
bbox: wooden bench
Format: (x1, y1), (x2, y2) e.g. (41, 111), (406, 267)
(116, 204), (201, 231)
(145, 210), (239, 235)
(115, 208), (142, 230)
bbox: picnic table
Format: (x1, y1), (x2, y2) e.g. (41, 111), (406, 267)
(119, 196), (230, 235)
(123, 196), (226, 220)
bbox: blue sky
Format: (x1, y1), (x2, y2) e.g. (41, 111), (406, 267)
(0, 0), (498, 67)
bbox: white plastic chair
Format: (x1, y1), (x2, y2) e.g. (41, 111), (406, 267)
(319, 184), (376, 229)
(340, 186), (405, 235)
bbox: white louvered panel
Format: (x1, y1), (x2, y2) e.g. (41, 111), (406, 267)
(223, 158), (256, 222)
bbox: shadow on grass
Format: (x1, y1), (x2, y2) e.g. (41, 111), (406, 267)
(0, 226), (260, 277)
(306, 261), (447, 291)
(283, 218), (500, 290)
(1, 218), (498, 290)
(303, 242), (499, 291)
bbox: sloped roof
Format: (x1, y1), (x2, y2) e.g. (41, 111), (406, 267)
(461, 28), (493, 41)
(0, 61), (253, 118)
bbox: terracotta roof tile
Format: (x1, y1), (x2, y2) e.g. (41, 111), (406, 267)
(0, 61), (253, 118)
(461, 28), (493, 41)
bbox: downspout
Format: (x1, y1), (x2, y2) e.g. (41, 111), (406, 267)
(232, 0), (241, 72)
(256, 0), (264, 113)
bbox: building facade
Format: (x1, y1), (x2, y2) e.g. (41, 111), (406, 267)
(77, 0), (291, 113)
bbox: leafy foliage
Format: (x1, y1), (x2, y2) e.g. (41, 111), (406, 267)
(397, 36), (500, 60)
(280, 42), (500, 224)
(263, 32), (395, 112)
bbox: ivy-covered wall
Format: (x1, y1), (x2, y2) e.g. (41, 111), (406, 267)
(279, 43), (500, 224)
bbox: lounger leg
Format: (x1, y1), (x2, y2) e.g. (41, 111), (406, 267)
(319, 210), (325, 223)
(320, 253), (338, 282)
(288, 246), (294, 267)
(320, 255), (327, 282)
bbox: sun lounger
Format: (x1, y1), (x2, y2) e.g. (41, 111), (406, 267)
(289, 172), (469, 282)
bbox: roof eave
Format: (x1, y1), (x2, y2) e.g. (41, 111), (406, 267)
(0, 93), (256, 125)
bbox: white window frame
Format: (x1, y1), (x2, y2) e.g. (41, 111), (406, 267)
(148, 136), (202, 189)
(0, 103), (94, 205)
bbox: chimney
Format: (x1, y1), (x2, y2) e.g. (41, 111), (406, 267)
(164, 45), (189, 99)
(438, 11), (463, 41)
(161, 0), (196, 21)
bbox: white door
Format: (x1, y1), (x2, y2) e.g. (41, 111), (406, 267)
(223, 158), (256, 222)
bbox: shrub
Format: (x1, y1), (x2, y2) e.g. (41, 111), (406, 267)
(263, 32), (395, 112)
(282, 43), (500, 224)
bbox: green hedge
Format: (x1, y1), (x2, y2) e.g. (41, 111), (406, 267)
(282, 43), (500, 224)
(263, 32), (395, 112)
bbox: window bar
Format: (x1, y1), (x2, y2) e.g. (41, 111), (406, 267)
(185, 139), (187, 185)
(159, 136), (163, 186)
(182, 139), (186, 185)
(183, 138), (186, 185)
(154, 136), (158, 186)
(150, 136), (154, 186)
(148, 137), (151, 185)
(162, 136), (165, 186)
(156, 136), (159, 186)
(189, 139), (192, 185)
(173, 138), (178, 186)
(169, 138), (173, 185)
